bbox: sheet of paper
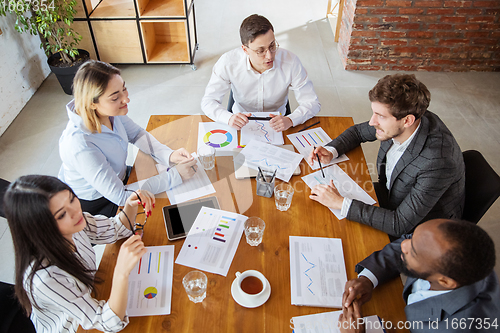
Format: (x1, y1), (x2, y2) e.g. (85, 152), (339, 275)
(240, 112), (284, 145)
(127, 245), (174, 317)
(287, 127), (349, 169)
(233, 139), (303, 182)
(198, 122), (238, 156)
(175, 207), (246, 276)
(292, 311), (384, 333)
(302, 164), (376, 220)
(290, 236), (348, 308)
(155, 154), (215, 204)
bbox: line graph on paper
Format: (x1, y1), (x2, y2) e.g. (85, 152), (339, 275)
(250, 158), (290, 171)
(240, 112), (284, 145)
(301, 253), (317, 295)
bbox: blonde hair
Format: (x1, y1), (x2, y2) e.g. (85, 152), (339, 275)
(72, 60), (121, 133)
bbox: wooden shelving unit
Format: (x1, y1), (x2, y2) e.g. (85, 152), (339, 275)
(72, 0), (197, 66)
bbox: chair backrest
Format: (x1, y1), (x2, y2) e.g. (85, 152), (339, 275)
(462, 150), (500, 224)
(0, 178), (10, 218)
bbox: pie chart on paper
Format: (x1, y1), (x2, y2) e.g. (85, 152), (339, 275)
(144, 286), (158, 299)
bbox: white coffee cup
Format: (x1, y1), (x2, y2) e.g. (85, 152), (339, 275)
(235, 270), (267, 300)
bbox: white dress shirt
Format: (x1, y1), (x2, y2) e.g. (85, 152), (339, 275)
(201, 47), (320, 126)
(25, 213), (132, 333)
(358, 269), (451, 305)
(59, 100), (182, 206)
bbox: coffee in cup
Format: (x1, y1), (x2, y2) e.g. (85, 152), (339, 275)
(235, 270), (267, 298)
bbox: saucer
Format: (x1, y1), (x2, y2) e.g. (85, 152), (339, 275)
(231, 277), (271, 308)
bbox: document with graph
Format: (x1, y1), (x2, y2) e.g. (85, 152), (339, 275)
(240, 112), (284, 145)
(233, 139), (303, 182)
(302, 164), (376, 220)
(289, 236), (347, 308)
(175, 207), (246, 276)
(287, 127), (349, 170)
(127, 245), (174, 317)
(292, 311), (385, 333)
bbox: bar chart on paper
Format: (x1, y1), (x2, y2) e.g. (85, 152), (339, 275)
(176, 207), (246, 276)
(287, 127), (349, 170)
(127, 246), (174, 317)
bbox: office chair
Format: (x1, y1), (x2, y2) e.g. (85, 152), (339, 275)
(0, 178), (10, 218)
(0, 282), (36, 333)
(227, 90), (291, 116)
(462, 150), (500, 224)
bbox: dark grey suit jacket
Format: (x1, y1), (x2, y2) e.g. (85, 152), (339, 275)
(327, 111), (465, 236)
(355, 236), (500, 333)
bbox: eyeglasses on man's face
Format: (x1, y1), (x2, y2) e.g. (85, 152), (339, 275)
(246, 40), (279, 57)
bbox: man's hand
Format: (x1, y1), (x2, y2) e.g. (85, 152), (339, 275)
(229, 113), (251, 130)
(169, 148), (194, 165)
(307, 146), (333, 166)
(338, 300), (365, 333)
(342, 276), (374, 308)
(269, 114), (293, 132)
(309, 180), (344, 210)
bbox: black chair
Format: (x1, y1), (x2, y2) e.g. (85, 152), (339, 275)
(0, 178), (10, 218)
(227, 90), (291, 116)
(462, 150), (500, 224)
(0, 282), (36, 333)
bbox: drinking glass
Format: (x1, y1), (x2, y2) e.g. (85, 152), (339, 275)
(244, 217), (266, 246)
(182, 270), (207, 303)
(274, 183), (294, 211)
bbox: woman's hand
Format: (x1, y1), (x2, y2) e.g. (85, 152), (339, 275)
(125, 189), (155, 217)
(170, 148), (194, 165)
(175, 158), (198, 180)
(114, 235), (147, 277)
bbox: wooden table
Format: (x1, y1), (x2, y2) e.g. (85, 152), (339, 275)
(79, 115), (408, 333)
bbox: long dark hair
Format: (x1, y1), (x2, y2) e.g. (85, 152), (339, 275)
(4, 175), (95, 314)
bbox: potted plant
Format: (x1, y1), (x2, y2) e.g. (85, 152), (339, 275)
(1, 0), (90, 94)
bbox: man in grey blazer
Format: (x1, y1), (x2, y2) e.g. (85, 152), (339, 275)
(308, 74), (465, 237)
(338, 219), (499, 333)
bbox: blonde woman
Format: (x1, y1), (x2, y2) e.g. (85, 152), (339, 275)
(59, 60), (196, 216)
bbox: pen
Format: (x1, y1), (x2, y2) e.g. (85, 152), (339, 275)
(314, 146), (325, 178)
(298, 120), (320, 132)
(248, 117), (272, 121)
(191, 166), (197, 173)
(258, 166), (267, 182)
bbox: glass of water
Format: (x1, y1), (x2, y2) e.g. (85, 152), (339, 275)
(274, 183), (294, 211)
(244, 217), (266, 246)
(182, 270), (207, 303)
(197, 145), (216, 170)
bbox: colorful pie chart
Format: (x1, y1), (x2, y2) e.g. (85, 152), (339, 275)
(144, 286), (158, 299)
(203, 129), (233, 148)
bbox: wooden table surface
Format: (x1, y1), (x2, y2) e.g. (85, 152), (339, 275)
(79, 115), (407, 333)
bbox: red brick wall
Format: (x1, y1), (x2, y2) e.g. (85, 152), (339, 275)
(338, 0), (500, 71)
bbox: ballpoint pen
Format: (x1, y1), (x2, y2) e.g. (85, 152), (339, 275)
(314, 146), (325, 178)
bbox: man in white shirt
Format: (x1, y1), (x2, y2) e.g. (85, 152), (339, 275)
(307, 74), (465, 237)
(337, 219), (499, 333)
(201, 14), (320, 132)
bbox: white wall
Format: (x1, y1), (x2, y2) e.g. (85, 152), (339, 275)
(0, 14), (51, 136)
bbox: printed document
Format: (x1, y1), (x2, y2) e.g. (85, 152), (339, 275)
(302, 164), (376, 220)
(290, 236), (347, 308)
(127, 245), (174, 317)
(240, 112), (284, 145)
(292, 311), (384, 333)
(176, 207), (246, 276)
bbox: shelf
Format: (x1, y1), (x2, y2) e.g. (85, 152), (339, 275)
(72, 21), (97, 59)
(92, 20), (143, 63)
(136, 0), (185, 18)
(90, 0), (136, 18)
(141, 21), (189, 63)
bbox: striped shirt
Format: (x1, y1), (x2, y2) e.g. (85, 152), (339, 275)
(24, 213), (133, 333)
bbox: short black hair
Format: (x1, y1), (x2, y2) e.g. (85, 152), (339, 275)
(437, 220), (495, 287)
(239, 14), (274, 45)
(369, 74), (430, 120)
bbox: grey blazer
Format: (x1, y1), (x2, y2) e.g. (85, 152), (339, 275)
(355, 236), (500, 333)
(327, 111), (465, 236)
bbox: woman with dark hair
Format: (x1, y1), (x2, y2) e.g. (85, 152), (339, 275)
(59, 60), (197, 217)
(4, 175), (154, 333)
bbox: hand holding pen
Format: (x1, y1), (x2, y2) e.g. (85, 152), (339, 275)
(307, 146), (333, 167)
